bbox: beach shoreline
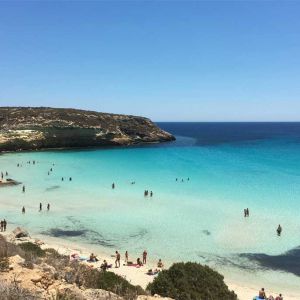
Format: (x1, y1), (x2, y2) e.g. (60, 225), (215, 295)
(2, 228), (300, 300)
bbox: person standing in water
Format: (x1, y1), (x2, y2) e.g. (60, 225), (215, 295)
(61, 177), (64, 181)
(47, 203), (50, 211)
(39, 203), (42, 211)
(277, 224), (282, 236)
(112, 183), (115, 189)
(3, 219), (7, 231)
(22, 207), (25, 214)
(150, 191), (153, 197)
(69, 177), (72, 181)
(22, 185), (25, 193)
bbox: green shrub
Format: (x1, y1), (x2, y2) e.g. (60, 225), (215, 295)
(19, 242), (45, 257)
(83, 267), (144, 299)
(147, 262), (237, 300)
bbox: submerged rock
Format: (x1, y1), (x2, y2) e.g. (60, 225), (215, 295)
(0, 107), (175, 152)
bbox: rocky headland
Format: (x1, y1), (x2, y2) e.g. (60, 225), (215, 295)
(0, 107), (175, 152)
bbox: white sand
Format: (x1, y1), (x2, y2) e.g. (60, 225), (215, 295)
(4, 230), (300, 300)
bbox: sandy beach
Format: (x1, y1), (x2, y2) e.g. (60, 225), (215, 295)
(2, 229), (299, 300)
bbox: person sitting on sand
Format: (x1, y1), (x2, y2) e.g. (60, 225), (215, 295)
(157, 259), (164, 268)
(275, 294), (283, 300)
(101, 260), (108, 271)
(137, 257), (143, 266)
(258, 288), (267, 299)
(89, 253), (98, 262)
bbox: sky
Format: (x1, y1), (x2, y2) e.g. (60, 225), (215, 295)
(0, 1), (299, 121)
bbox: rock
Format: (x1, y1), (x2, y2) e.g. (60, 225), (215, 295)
(12, 227), (29, 238)
(137, 296), (174, 300)
(0, 107), (175, 152)
(82, 288), (124, 300)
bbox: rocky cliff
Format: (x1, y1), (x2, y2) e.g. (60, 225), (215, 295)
(0, 107), (175, 152)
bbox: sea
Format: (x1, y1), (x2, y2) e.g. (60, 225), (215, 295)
(1, 122), (300, 293)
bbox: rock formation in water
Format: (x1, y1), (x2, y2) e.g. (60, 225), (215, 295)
(0, 107), (175, 152)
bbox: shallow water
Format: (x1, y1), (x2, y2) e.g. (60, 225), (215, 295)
(1, 122), (300, 293)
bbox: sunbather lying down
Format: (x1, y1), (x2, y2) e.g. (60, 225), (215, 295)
(146, 268), (160, 276)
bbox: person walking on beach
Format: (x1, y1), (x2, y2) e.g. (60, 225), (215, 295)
(39, 203), (42, 211)
(3, 219), (7, 232)
(115, 251), (121, 268)
(22, 206), (25, 214)
(125, 251), (129, 263)
(47, 203), (50, 211)
(277, 224), (282, 236)
(143, 250), (147, 264)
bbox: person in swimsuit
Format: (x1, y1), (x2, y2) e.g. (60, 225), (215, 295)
(115, 251), (120, 268)
(258, 288), (267, 299)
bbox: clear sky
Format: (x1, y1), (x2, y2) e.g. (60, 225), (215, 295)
(0, 1), (299, 121)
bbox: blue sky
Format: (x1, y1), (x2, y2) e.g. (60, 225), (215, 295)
(0, 1), (299, 121)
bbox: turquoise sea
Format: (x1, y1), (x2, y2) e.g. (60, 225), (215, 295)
(1, 122), (300, 292)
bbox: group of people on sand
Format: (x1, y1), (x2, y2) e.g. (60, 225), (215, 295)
(113, 249), (164, 270)
(0, 219), (7, 232)
(257, 287), (283, 300)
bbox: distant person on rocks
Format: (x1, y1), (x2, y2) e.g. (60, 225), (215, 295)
(143, 250), (147, 264)
(258, 288), (267, 299)
(3, 219), (7, 231)
(115, 251), (120, 268)
(22, 207), (25, 214)
(277, 224), (282, 236)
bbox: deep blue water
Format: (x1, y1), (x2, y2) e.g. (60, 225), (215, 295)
(158, 122), (300, 146)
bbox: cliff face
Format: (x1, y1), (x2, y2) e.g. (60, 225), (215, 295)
(0, 107), (175, 152)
